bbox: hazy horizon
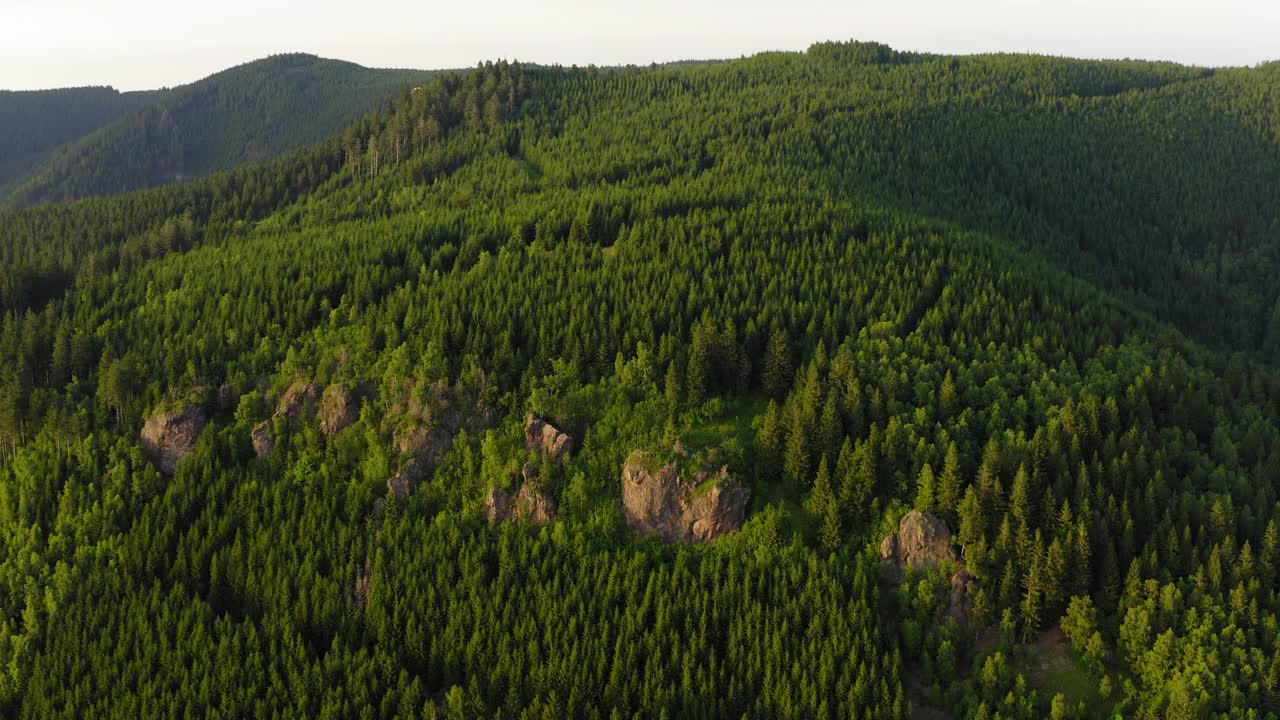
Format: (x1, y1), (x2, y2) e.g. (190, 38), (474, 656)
(3, 0), (1278, 92)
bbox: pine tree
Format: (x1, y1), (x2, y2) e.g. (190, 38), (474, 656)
(939, 369), (958, 419)
(821, 503), (842, 554)
(937, 443), (963, 517)
(817, 391), (842, 462)
(784, 420), (810, 489)
(915, 463), (936, 512)
(807, 456), (834, 515)
(1021, 547), (1045, 641)
(762, 324), (792, 398)
(957, 485), (985, 548)
(665, 363), (682, 409)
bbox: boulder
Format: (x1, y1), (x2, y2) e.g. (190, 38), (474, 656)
(277, 382), (322, 430)
(387, 459), (421, 500)
(487, 483), (557, 524)
(319, 384), (360, 438)
(620, 450), (749, 542)
(525, 414), (574, 461)
(879, 510), (957, 579)
(140, 404), (208, 475)
(251, 419), (274, 457)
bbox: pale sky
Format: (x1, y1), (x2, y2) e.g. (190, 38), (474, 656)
(2, 0), (1277, 91)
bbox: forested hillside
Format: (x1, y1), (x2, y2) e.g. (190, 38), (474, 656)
(2, 54), (435, 207)
(2, 43), (1280, 719)
(0, 86), (157, 194)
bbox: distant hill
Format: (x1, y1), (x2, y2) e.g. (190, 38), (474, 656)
(0, 86), (158, 192)
(1, 54), (435, 206)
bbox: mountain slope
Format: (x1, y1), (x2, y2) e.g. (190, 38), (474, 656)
(2, 54), (435, 206)
(1, 46), (1280, 719)
(0, 85), (158, 192)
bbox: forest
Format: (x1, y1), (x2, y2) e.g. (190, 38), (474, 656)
(0, 54), (435, 208)
(1, 42), (1280, 718)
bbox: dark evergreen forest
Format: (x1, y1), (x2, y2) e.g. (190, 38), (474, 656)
(2, 43), (1280, 718)
(1, 54), (435, 208)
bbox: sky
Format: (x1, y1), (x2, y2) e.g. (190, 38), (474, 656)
(2, 0), (1278, 91)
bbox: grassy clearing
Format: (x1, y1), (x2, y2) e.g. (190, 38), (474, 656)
(1018, 628), (1105, 714)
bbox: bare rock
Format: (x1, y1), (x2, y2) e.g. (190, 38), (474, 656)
(403, 382), (495, 435)
(394, 425), (454, 463)
(251, 419), (274, 457)
(880, 510), (957, 579)
(487, 483), (557, 524)
(387, 459), (422, 500)
(514, 483), (557, 523)
(487, 487), (514, 522)
(319, 384), (361, 438)
(140, 404), (208, 475)
(621, 450), (749, 542)
(522, 461), (539, 484)
(525, 414), (574, 461)
(277, 382), (322, 430)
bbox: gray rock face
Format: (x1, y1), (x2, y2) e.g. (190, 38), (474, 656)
(524, 414), (574, 461)
(140, 404), (208, 475)
(949, 568), (974, 624)
(394, 425), (454, 463)
(879, 510), (957, 579)
(487, 483), (557, 524)
(251, 420), (274, 457)
(620, 450), (749, 542)
(319, 384), (361, 438)
(387, 459), (421, 500)
(251, 381), (363, 454)
(277, 382), (322, 430)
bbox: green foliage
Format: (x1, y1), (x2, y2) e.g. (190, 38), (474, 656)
(4, 54), (436, 207)
(2, 43), (1280, 719)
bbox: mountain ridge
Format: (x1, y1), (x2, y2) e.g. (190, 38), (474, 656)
(0, 53), (438, 206)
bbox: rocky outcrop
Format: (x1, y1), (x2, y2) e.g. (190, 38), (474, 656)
(879, 510), (957, 580)
(394, 425), (454, 464)
(487, 482), (557, 525)
(525, 414), (574, 461)
(277, 382), (322, 430)
(319, 384), (361, 438)
(386, 383), (496, 470)
(387, 459), (421, 500)
(141, 404), (208, 475)
(251, 420), (274, 457)
(402, 382), (495, 435)
(252, 381), (360, 455)
(620, 450), (749, 542)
